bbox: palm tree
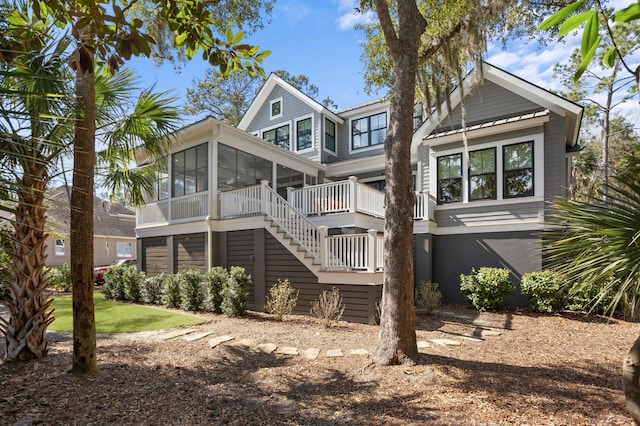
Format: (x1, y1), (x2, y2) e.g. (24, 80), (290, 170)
(0, 39), (179, 361)
(544, 174), (640, 423)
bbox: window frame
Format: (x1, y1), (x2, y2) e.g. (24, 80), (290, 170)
(55, 239), (65, 256)
(116, 241), (133, 258)
(217, 143), (273, 192)
(503, 141), (534, 199)
(351, 111), (388, 151)
(437, 153), (463, 204)
(295, 115), (314, 152)
(324, 117), (337, 155)
(468, 147), (497, 201)
(270, 97), (283, 120)
(262, 123), (291, 150)
(171, 143), (208, 198)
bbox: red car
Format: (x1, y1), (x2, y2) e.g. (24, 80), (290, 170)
(94, 258), (137, 284)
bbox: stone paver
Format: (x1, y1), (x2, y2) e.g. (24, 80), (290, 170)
(228, 338), (256, 348)
(481, 329), (502, 337)
(157, 328), (197, 340)
(276, 346), (299, 356)
(417, 341), (430, 350)
(326, 349), (343, 357)
(303, 348), (320, 360)
(208, 335), (235, 348)
(256, 343), (277, 354)
(183, 331), (213, 342)
(350, 348), (368, 356)
(431, 338), (462, 346)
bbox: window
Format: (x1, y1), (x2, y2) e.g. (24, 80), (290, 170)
(276, 164), (305, 198)
(263, 124), (290, 150)
(437, 153), (463, 204)
(325, 118), (336, 153)
(469, 148), (496, 200)
(296, 117), (312, 151)
(217, 143), (273, 191)
(55, 239), (65, 256)
(503, 141), (534, 198)
(116, 242), (132, 258)
(172, 143), (208, 197)
(352, 112), (387, 150)
(270, 98), (282, 119)
(153, 157), (168, 201)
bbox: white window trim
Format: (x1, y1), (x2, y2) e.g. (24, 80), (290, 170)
(323, 117), (337, 156)
(260, 120), (293, 151)
(429, 132), (544, 206)
(294, 114), (315, 154)
(347, 109), (390, 155)
(270, 97), (283, 120)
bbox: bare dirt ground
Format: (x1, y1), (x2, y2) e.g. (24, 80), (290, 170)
(0, 305), (637, 425)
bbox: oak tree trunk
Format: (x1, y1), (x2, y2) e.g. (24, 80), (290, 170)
(373, 0), (426, 366)
(71, 66), (97, 373)
(1, 170), (54, 361)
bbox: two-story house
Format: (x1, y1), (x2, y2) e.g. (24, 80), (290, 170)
(135, 63), (583, 323)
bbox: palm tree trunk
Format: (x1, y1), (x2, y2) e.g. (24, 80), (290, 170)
(70, 66), (97, 373)
(624, 334), (640, 425)
(1, 170), (54, 361)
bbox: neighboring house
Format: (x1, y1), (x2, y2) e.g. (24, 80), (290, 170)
(46, 186), (137, 268)
(135, 63), (583, 323)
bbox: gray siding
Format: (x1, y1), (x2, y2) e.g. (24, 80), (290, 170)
(336, 116), (385, 162)
(141, 237), (168, 276)
(173, 233), (206, 273)
(418, 143), (430, 193)
(243, 85), (322, 161)
(226, 230), (257, 307)
(544, 112), (568, 200)
(431, 231), (541, 306)
(436, 80), (541, 131)
(434, 201), (542, 228)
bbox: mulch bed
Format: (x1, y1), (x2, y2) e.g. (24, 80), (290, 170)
(0, 305), (636, 425)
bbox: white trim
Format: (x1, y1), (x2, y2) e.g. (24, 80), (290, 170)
(269, 97), (283, 120)
(433, 221), (545, 235)
(348, 109), (390, 155)
(260, 120), (293, 151)
(429, 131), (545, 204)
(294, 113), (315, 154)
(322, 116), (338, 156)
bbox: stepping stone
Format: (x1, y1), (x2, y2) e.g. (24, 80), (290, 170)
(228, 338), (255, 348)
(183, 331), (213, 342)
(256, 343), (277, 354)
(208, 335), (235, 348)
(326, 349), (343, 357)
(417, 341), (430, 350)
(276, 347), (299, 356)
(431, 338), (462, 346)
(158, 328), (197, 340)
(350, 348), (368, 356)
(303, 348), (320, 360)
(481, 329), (502, 337)
(459, 335), (483, 342)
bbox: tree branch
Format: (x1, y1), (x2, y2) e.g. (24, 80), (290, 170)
(418, 15), (469, 65)
(373, 0), (399, 59)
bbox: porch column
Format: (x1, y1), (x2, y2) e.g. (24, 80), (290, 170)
(319, 226), (328, 270)
(349, 175), (358, 213)
(367, 229), (377, 272)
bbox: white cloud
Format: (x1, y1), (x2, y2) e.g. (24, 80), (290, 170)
(335, 0), (376, 30)
(275, 0), (311, 25)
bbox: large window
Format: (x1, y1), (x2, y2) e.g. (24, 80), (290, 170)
(469, 148), (496, 200)
(55, 239), (65, 256)
(352, 112), (387, 150)
(437, 153), (463, 204)
(117, 242), (133, 258)
(325, 118), (336, 153)
(172, 143), (208, 197)
(263, 124), (290, 150)
(296, 117), (312, 151)
(217, 143), (273, 191)
(503, 141), (534, 198)
(153, 157), (168, 201)
(276, 164), (305, 198)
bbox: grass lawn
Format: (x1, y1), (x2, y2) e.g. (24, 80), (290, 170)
(49, 291), (207, 333)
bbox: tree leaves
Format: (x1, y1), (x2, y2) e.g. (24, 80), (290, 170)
(614, 2), (640, 23)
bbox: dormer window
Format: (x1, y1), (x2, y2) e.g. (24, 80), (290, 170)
(270, 97), (283, 119)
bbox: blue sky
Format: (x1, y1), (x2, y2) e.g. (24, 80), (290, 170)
(131, 0), (638, 124)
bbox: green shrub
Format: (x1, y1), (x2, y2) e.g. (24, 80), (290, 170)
(566, 277), (616, 314)
(163, 273), (182, 308)
(142, 274), (165, 305)
(460, 267), (514, 311)
(102, 266), (126, 300)
(221, 266), (251, 317)
(49, 263), (72, 292)
(0, 252), (10, 299)
(521, 271), (565, 313)
(179, 269), (204, 311)
(265, 279), (299, 321)
(122, 265), (145, 303)
(204, 266), (227, 313)
(310, 287), (345, 327)
(415, 281), (442, 315)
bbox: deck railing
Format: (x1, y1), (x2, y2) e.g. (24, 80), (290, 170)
(137, 192), (207, 226)
(136, 200), (169, 226)
(323, 230), (384, 271)
(219, 184), (263, 218)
